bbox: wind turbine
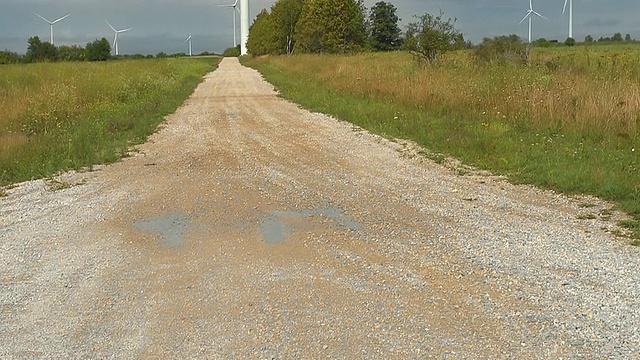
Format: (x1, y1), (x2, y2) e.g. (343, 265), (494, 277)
(218, 0), (240, 47)
(519, 0), (548, 43)
(105, 20), (132, 56)
(34, 13), (71, 45)
(562, 0), (574, 39)
(183, 34), (193, 56)
(240, 0), (249, 55)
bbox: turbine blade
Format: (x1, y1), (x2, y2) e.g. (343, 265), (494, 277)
(105, 20), (117, 32)
(119, 28), (132, 33)
(52, 14), (71, 24)
(562, 0), (568, 14)
(519, 11), (532, 25)
(529, 0), (533, 11)
(34, 13), (53, 24)
(532, 11), (548, 20)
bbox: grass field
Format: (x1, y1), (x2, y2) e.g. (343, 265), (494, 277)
(0, 57), (219, 186)
(244, 46), (640, 242)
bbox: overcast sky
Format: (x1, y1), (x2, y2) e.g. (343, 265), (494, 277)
(1, 0), (638, 55)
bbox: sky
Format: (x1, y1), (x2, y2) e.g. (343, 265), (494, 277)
(0, 0), (638, 55)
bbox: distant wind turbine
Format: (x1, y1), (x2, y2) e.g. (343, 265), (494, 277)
(519, 0), (548, 43)
(218, 0), (240, 47)
(562, 0), (574, 39)
(34, 13), (70, 45)
(105, 20), (132, 56)
(183, 34), (193, 56)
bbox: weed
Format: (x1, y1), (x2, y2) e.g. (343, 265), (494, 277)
(46, 179), (72, 191)
(45, 178), (86, 191)
(577, 213), (598, 220)
(578, 203), (596, 208)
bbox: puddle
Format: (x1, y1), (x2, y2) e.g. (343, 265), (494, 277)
(132, 212), (190, 247)
(260, 206), (360, 244)
(260, 216), (292, 244)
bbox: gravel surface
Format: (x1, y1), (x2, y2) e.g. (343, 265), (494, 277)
(1, 57), (638, 359)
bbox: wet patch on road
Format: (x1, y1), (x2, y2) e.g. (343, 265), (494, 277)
(260, 206), (361, 243)
(133, 212), (191, 247)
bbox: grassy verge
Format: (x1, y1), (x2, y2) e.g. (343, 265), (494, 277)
(242, 50), (640, 242)
(0, 57), (219, 185)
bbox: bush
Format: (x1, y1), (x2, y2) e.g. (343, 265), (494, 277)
(0, 50), (20, 64)
(474, 35), (528, 65)
(402, 11), (461, 63)
(223, 45), (241, 57)
(564, 37), (576, 47)
(533, 38), (551, 48)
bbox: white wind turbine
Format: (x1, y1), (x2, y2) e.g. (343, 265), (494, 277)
(563, 0), (574, 39)
(519, 0), (548, 43)
(34, 13), (71, 45)
(218, 0), (240, 47)
(183, 34), (193, 56)
(240, 0), (249, 55)
(105, 20), (132, 56)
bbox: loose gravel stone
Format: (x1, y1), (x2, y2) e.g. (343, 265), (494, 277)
(1, 58), (638, 359)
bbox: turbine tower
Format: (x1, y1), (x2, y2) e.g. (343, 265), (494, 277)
(240, 0), (249, 55)
(106, 20), (132, 56)
(218, 0), (240, 47)
(563, 0), (573, 39)
(183, 34), (193, 56)
(34, 13), (71, 45)
(519, 0), (548, 43)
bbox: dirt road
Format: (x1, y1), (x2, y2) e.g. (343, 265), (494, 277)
(2, 58), (638, 358)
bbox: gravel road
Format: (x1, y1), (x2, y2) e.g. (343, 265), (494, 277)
(1, 58), (638, 359)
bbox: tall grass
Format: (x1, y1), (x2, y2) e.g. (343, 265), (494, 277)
(0, 57), (219, 185)
(244, 46), (640, 240)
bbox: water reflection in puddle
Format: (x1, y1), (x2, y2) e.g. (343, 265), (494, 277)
(133, 212), (190, 247)
(260, 206), (360, 243)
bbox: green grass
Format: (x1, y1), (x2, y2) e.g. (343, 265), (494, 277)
(242, 50), (640, 243)
(0, 57), (220, 185)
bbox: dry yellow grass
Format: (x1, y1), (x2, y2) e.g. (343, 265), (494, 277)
(259, 46), (640, 137)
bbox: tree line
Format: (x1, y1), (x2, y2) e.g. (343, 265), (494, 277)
(0, 36), (215, 65)
(1, 36), (112, 64)
(247, 0), (638, 60)
(247, 0), (470, 59)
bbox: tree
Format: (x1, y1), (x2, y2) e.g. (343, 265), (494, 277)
(270, 0), (304, 54)
(612, 32), (623, 42)
(369, 1), (401, 51)
(625, 33), (632, 42)
(247, 9), (278, 55)
(58, 45), (86, 61)
(295, 0), (367, 53)
(0, 50), (20, 64)
(584, 34), (594, 43)
(85, 38), (111, 61)
(564, 37), (576, 47)
(402, 11), (461, 63)
(25, 36), (58, 62)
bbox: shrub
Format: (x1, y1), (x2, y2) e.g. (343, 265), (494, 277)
(403, 11), (461, 63)
(0, 50), (20, 64)
(474, 35), (528, 65)
(565, 37), (576, 47)
(223, 45), (241, 57)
